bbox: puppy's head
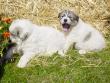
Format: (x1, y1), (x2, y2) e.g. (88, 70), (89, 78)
(58, 10), (79, 32)
(9, 19), (33, 44)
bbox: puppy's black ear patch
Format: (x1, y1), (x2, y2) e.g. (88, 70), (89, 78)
(21, 33), (29, 41)
(58, 13), (61, 18)
(75, 15), (79, 22)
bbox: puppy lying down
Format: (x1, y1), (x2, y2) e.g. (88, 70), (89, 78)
(9, 19), (66, 68)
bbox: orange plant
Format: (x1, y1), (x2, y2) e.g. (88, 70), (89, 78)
(2, 32), (10, 38)
(2, 18), (12, 24)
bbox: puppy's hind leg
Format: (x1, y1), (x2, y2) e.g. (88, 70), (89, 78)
(75, 43), (87, 55)
(78, 50), (87, 55)
(17, 52), (36, 68)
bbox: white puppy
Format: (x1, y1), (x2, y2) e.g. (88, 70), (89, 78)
(9, 19), (66, 68)
(58, 10), (106, 54)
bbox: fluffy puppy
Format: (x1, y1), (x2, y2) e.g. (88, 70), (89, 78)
(9, 19), (66, 68)
(58, 10), (106, 54)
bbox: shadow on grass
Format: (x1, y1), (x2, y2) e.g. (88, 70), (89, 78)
(0, 47), (17, 81)
(0, 56), (17, 81)
(0, 41), (17, 80)
(0, 62), (5, 81)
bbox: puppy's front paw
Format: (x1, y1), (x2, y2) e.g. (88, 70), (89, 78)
(17, 61), (27, 68)
(58, 51), (65, 57)
(78, 50), (86, 55)
(17, 61), (26, 68)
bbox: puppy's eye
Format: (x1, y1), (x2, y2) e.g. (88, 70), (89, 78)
(61, 16), (64, 18)
(61, 15), (65, 18)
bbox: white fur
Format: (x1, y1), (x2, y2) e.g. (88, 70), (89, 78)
(64, 19), (106, 54)
(9, 19), (66, 68)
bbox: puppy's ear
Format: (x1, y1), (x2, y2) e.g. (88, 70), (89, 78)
(72, 12), (79, 22)
(21, 33), (29, 41)
(75, 15), (79, 22)
(58, 13), (61, 18)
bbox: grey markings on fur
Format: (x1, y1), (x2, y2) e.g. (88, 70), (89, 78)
(21, 33), (29, 41)
(83, 32), (92, 42)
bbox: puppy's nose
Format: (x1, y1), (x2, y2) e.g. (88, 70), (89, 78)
(64, 19), (67, 22)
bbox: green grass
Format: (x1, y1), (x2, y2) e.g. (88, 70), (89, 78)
(0, 40), (110, 83)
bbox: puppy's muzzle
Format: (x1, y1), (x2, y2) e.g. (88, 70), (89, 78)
(62, 19), (71, 32)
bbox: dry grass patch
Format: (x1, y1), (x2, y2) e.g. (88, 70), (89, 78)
(0, 0), (110, 36)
